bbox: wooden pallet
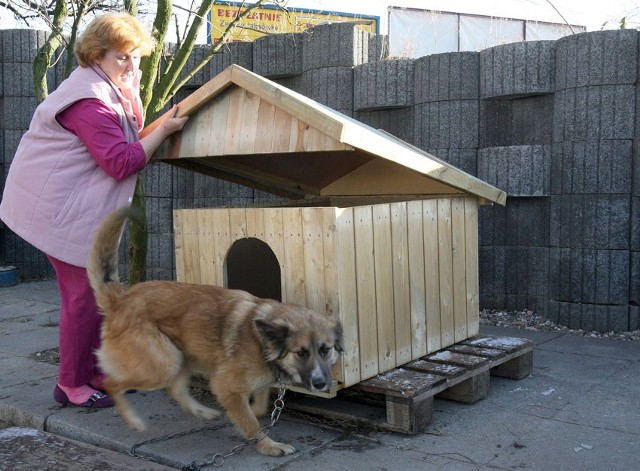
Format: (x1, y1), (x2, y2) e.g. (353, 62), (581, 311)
(286, 335), (534, 434)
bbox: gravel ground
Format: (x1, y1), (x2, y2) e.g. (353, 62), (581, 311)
(480, 309), (640, 341)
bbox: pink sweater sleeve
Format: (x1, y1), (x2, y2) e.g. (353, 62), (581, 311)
(56, 99), (147, 181)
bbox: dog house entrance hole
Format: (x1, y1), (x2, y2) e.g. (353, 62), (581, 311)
(225, 238), (282, 301)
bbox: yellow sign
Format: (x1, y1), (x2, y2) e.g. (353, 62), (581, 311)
(208, 2), (379, 43)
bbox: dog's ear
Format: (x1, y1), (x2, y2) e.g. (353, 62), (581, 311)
(255, 318), (291, 360)
(333, 321), (344, 353)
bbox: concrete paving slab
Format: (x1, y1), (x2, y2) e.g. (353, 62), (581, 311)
(537, 333), (640, 361)
(0, 322), (57, 355)
(0, 356), (57, 389)
(0, 427), (175, 471)
(276, 435), (451, 471)
(487, 416), (637, 471)
(137, 416), (344, 470)
(46, 390), (225, 454)
(0, 299), (60, 321)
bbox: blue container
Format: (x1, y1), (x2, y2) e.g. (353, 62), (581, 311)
(0, 266), (18, 287)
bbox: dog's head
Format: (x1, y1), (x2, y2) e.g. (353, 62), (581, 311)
(254, 303), (343, 393)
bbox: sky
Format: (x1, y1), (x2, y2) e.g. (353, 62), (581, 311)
(1, 0), (638, 37)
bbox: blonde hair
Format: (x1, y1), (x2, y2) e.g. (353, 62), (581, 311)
(75, 13), (155, 67)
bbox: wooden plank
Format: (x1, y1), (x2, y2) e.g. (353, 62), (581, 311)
(245, 207), (264, 239)
(237, 90), (260, 155)
(451, 197), (468, 343)
(263, 208), (286, 298)
(355, 368), (445, 398)
(282, 208), (306, 305)
(437, 199), (455, 348)
(223, 87), (246, 155)
(321, 208), (343, 383)
(253, 98), (277, 153)
(178, 91), (230, 158)
(425, 350), (490, 369)
(205, 92), (232, 157)
(181, 209), (201, 284)
(196, 209), (216, 286)
(407, 200), (427, 358)
(464, 198), (480, 336)
(354, 205), (378, 380)
(210, 209), (231, 286)
(461, 336), (533, 354)
(336, 207), (360, 386)
(272, 107), (293, 152)
(228, 207), (247, 241)
(301, 208), (326, 312)
(288, 116), (303, 152)
(422, 199), (441, 353)
(192, 99), (217, 157)
(372, 204), (395, 372)
(447, 344), (507, 361)
(404, 359), (467, 378)
(391, 202), (412, 365)
(173, 210), (186, 283)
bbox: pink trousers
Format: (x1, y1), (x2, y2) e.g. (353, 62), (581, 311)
(47, 255), (103, 388)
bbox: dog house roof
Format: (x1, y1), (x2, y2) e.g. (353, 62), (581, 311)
(147, 64), (506, 206)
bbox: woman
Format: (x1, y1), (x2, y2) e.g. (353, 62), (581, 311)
(0, 13), (188, 407)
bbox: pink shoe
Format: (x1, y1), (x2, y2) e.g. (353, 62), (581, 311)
(53, 385), (114, 408)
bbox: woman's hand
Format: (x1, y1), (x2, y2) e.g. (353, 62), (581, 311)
(139, 105), (189, 163)
(159, 105), (189, 137)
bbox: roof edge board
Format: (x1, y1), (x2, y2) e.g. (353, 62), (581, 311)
(340, 126), (507, 206)
(176, 66), (234, 118)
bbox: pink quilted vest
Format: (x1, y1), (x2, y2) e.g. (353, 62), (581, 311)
(0, 65), (143, 267)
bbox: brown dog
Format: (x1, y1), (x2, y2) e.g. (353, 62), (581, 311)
(87, 207), (343, 456)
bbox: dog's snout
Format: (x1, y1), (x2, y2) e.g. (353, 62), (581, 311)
(312, 377), (327, 390)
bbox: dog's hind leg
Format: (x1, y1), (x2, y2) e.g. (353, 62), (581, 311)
(168, 366), (221, 421)
(104, 379), (147, 431)
(213, 387), (295, 457)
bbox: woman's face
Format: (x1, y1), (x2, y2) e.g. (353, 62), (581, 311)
(96, 47), (141, 90)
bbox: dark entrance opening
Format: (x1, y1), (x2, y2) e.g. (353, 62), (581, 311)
(225, 238), (282, 301)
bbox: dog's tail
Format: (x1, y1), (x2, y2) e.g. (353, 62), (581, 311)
(87, 206), (139, 315)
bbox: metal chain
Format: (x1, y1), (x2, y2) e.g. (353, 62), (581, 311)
(183, 385), (287, 471)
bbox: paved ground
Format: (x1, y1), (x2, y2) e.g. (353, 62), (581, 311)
(1, 279), (639, 470)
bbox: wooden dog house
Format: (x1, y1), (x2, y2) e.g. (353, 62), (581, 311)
(148, 65), (506, 394)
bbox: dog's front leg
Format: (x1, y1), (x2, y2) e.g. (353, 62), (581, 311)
(215, 390), (295, 457)
(250, 387), (270, 419)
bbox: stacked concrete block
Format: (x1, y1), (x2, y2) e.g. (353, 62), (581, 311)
(480, 95), (554, 147)
(368, 34), (389, 62)
(353, 59), (414, 111)
(354, 108), (414, 144)
(253, 32), (304, 78)
(477, 41), (557, 321)
(548, 29), (638, 331)
(209, 41), (254, 77)
(178, 44), (213, 88)
(412, 51), (480, 167)
(478, 145), (550, 197)
(300, 23), (370, 115)
(479, 198), (550, 314)
(480, 40), (555, 99)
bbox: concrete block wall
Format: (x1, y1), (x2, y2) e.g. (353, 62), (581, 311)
(2, 25), (639, 331)
(0, 29), (55, 280)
